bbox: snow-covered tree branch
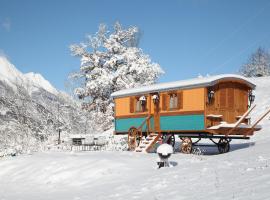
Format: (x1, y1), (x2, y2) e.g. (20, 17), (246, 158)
(70, 22), (164, 131)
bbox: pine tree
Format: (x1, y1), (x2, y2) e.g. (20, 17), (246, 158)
(240, 47), (270, 77)
(70, 22), (164, 131)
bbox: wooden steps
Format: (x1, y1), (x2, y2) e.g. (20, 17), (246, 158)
(135, 132), (162, 153)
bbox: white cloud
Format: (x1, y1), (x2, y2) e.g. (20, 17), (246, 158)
(1, 18), (11, 32)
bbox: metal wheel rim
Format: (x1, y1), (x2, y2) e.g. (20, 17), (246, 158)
(181, 137), (192, 154)
(128, 127), (141, 151)
(218, 138), (230, 153)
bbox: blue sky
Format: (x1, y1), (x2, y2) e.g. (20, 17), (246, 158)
(1, 0), (270, 91)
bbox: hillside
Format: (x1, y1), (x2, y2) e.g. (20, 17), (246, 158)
(0, 56), (91, 154)
(0, 76), (269, 200)
(249, 77), (270, 142)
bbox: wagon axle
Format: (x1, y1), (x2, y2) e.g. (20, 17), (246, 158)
(179, 134), (245, 154)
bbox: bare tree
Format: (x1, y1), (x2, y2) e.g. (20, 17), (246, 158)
(240, 47), (270, 77)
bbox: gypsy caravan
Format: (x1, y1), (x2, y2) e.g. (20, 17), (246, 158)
(111, 74), (270, 154)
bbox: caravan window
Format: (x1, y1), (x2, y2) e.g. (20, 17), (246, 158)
(135, 96), (147, 112)
(135, 99), (142, 112)
(169, 93), (178, 109)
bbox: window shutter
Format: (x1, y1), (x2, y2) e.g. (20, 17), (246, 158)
(220, 88), (227, 108)
(243, 90), (248, 110)
(144, 97), (148, 112)
(177, 91), (183, 109)
(162, 94), (167, 111)
(130, 97), (134, 113)
(228, 88), (234, 109)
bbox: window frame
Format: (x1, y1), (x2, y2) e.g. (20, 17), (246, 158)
(72, 138), (82, 145)
(168, 93), (178, 110)
(134, 95), (148, 113)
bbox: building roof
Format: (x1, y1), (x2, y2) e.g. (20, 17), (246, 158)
(69, 134), (88, 139)
(111, 74), (256, 98)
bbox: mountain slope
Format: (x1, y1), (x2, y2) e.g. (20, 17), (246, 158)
(0, 56), (58, 95)
(24, 72), (58, 95)
(0, 56), (25, 90)
(0, 56), (90, 154)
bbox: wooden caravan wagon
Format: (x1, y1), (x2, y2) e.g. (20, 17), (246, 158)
(111, 74), (270, 154)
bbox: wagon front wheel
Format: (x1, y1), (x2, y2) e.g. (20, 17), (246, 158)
(217, 138), (230, 154)
(128, 127), (142, 151)
(181, 137), (192, 154)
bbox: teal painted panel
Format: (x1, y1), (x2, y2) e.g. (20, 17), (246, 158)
(160, 115), (205, 131)
(115, 117), (148, 132)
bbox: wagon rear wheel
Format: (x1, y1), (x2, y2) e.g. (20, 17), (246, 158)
(217, 138), (230, 154)
(128, 127), (142, 151)
(181, 137), (192, 154)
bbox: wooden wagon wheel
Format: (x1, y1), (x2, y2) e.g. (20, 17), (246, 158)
(128, 127), (142, 151)
(181, 137), (192, 154)
(217, 138), (230, 154)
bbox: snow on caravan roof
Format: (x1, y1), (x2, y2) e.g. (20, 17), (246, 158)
(111, 74), (256, 98)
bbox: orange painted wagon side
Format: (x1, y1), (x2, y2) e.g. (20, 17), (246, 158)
(111, 74), (267, 153)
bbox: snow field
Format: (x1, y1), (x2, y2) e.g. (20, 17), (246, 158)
(0, 74), (269, 199)
(0, 141), (270, 200)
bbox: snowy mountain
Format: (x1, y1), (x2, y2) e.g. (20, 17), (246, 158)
(24, 72), (59, 95)
(0, 56), (91, 154)
(0, 56), (58, 95)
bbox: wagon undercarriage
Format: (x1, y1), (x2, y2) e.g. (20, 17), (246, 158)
(128, 127), (251, 154)
(177, 132), (250, 154)
(125, 103), (270, 154)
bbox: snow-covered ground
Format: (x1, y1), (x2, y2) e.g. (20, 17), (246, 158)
(0, 77), (270, 200)
(0, 144), (269, 200)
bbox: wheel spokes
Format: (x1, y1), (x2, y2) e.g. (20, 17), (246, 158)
(128, 127), (142, 151)
(181, 137), (192, 154)
(218, 138), (230, 154)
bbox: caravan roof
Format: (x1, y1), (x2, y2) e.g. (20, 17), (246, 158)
(111, 74), (255, 98)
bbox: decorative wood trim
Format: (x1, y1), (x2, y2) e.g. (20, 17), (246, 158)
(160, 110), (204, 116)
(114, 130), (210, 135)
(216, 79), (253, 89)
(129, 97), (134, 113)
(160, 130), (208, 133)
(177, 91), (183, 109)
(153, 99), (160, 132)
(167, 90), (177, 95)
(115, 113), (148, 119)
(168, 108), (179, 111)
(204, 87), (207, 130)
(162, 94), (167, 111)
(166, 93), (170, 111)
